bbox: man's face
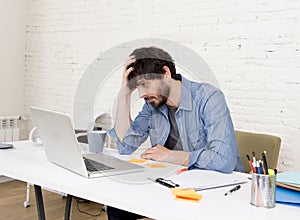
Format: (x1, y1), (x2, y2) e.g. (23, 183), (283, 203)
(136, 77), (170, 109)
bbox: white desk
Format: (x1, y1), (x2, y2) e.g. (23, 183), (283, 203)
(0, 141), (299, 220)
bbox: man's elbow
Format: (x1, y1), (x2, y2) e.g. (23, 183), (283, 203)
(218, 165), (234, 174)
(216, 158), (237, 174)
(117, 143), (137, 155)
(117, 147), (131, 155)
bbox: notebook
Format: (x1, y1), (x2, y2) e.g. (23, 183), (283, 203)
(30, 106), (144, 178)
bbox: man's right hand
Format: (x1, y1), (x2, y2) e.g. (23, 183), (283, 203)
(121, 56), (136, 95)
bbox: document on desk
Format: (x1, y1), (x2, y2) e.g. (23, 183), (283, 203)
(169, 169), (248, 191)
(277, 172), (300, 186)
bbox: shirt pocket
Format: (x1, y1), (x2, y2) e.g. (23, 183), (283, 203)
(149, 114), (168, 146)
(149, 128), (159, 146)
(149, 113), (165, 127)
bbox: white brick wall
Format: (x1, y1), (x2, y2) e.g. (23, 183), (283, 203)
(24, 0), (300, 171)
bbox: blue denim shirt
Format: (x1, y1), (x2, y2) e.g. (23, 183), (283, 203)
(109, 76), (243, 173)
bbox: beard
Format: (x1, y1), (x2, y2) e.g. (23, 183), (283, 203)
(144, 82), (170, 109)
(147, 95), (168, 109)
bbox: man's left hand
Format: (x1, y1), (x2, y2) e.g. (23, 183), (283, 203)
(140, 144), (170, 162)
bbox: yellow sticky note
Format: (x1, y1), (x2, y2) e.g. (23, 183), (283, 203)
(127, 158), (147, 163)
(146, 163), (166, 168)
(171, 188), (202, 202)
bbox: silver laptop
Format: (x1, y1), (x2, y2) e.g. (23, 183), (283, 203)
(30, 106), (144, 178)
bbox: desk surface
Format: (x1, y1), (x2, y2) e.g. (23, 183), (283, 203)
(0, 141), (299, 220)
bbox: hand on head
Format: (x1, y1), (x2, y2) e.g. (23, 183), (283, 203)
(121, 56), (136, 94)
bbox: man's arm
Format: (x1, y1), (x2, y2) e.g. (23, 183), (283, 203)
(114, 56), (135, 142)
(109, 56), (152, 154)
(188, 90), (239, 173)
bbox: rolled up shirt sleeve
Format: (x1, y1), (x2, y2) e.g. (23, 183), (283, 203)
(188, 141), (237, 173)
(187, 90), (241, 173)
(108, 128), (139, 154)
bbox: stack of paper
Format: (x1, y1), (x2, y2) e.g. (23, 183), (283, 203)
(276, 171), (300, 206)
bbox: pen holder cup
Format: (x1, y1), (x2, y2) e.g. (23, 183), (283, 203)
(250, 173), (276, 208)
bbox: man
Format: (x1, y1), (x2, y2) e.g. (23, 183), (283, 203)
(107, 46), (243, 219)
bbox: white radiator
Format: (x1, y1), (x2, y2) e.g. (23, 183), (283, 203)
(0, 116), (20, 142)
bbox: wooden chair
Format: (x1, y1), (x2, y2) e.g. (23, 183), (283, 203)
(234, 130), (281, 173)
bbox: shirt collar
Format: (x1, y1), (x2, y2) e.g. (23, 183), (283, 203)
(157, 75), (192, 113)
(177, 76), (193, 111)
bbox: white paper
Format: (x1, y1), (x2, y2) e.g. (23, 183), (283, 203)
(169, 169), (248, 190)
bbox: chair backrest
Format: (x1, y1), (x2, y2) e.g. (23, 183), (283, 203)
(234, 130), (281, 173)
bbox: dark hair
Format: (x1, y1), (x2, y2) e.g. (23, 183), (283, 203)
(127, 47), (180, 89)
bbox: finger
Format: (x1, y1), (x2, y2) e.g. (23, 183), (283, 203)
(140, 151), (153, 159)
(124, 57), (136, 70)
(141, 148), (151, 156)
(140, 153), (151, 159)
(124, 67), (134, 79)
(123, 63), (135, 82)
(141, 148), (154, 157)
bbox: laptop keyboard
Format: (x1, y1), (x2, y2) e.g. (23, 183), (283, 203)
(83, 157), (114, 172)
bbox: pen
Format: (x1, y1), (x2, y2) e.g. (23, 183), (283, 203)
(262, 151), (269, 175)
(224, 185), (241, 196)
(258, 160), (264, 174)
(177, 167), (188, 174)
(252, 151), (258, 173)
(194, 181), (247, 191)
(252, 151), (257, 166)
(256, 161), (262, 174)
(246, 154), (256, 173)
